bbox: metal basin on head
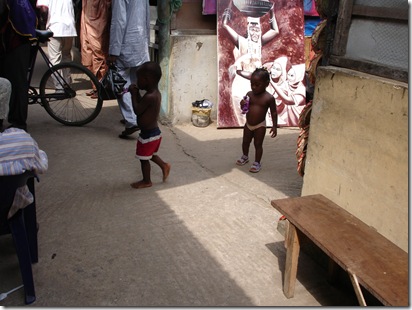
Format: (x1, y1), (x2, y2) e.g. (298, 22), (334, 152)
(233, 0), (273, 17)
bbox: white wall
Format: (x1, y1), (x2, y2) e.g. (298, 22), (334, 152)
(168, 35), (217, 124)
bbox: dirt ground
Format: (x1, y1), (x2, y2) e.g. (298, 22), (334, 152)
(0, 100), (358, 306)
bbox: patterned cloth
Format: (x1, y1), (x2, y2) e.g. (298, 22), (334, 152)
(0, 128), (48, 218)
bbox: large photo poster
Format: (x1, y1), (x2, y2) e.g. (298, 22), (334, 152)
(217, 0), (306, 128)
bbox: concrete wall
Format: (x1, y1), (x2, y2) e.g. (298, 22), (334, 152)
(168, 35), (217, 124)
(302, 66), (408, 252)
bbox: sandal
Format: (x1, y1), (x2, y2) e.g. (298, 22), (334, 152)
(249, 162), (261, 173)
(236, 155), (249, 166)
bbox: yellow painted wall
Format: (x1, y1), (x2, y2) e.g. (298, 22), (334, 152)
(302, 66), (408, 251)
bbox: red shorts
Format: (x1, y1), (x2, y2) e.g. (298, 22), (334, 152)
(135, 127), (162, 160)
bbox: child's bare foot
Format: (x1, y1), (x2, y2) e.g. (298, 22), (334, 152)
(162, 163), (171, 182)
(130, 180), (152, 189)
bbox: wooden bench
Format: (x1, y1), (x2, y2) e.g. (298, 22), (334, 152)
(271, 194), (408, 306)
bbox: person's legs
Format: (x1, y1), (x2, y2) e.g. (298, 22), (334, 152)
(48, 37), (62, 66)
(242, 125), (253, 157)
(141, 159), (151, 184)
(48, 37), (67, 90)
(91, 38), (107, 82)
(116, 65), (138, 135)
(130, 160), (152, 189)
(88, 41), (105, 97)
(60, 37), (73, 63)
(236, 124), (253, 165)
(2, 42), (30, 131)
(151, 155), (171, 182)
(60, 37), (74, 85)
(132, 130), (167, 188)
(253, 126), (266, 163)
(80, 18), (96, 95)
(80, 11), (92, 70)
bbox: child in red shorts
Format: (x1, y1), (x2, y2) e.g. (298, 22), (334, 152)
(128, 61), (171, 188)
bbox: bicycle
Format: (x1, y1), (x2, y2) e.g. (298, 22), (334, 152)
(28, 29), (103, 126)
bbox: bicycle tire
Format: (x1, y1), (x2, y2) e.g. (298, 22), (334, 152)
(39, 62), (103, 126)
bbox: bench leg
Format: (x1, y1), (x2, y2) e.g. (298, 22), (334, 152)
(283, 223), (300, 298)
(348, 270), (367, 306)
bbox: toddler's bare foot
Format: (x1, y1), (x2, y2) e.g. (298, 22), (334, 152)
(162, 163), (171, 182)
(130, 180), (152, 189)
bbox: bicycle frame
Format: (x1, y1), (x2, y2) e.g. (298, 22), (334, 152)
(26, 30), (103, 126)
(27, 38), (73, 104)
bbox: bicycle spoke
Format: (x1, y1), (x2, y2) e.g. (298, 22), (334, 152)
(47, 98), (94, 122)
(39, 62), (102, 126)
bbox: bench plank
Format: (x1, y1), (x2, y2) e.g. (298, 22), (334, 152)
(271, 194), (408, 306)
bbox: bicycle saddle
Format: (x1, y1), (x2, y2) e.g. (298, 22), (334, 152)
(35, 29), (54, 43)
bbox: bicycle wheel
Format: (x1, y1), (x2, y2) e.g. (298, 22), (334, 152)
(39, 62), (103, 126)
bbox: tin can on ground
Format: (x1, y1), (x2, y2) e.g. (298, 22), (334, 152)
(191, 107), (211, 127)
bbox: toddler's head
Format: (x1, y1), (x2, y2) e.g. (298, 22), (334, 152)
(250, 68), (270, 95)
